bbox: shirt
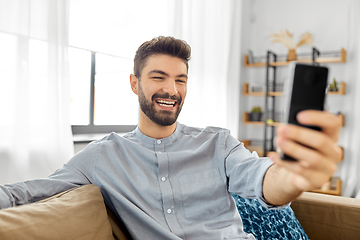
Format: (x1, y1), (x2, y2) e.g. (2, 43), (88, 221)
(0, 123), (276, 240)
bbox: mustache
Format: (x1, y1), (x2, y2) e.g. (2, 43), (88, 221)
(151, 92), (182, 103)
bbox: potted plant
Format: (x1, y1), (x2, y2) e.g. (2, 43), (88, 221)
(329, 78), (338, 92)
(249, 106), (263, 122)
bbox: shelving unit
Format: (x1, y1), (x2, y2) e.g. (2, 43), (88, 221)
(242, 47), (347, 156)
(242, 47), (347, 196)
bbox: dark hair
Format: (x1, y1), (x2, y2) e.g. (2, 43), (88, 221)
(133, 36), (191, 78)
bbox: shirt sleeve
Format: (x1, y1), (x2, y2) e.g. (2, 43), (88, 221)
(223, 132), (286, 209)
(0, 140), (99, 209)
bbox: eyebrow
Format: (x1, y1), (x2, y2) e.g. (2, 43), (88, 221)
(148, 69), (188, 78)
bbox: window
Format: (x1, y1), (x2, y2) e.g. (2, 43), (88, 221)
(94, 53), (137, 125)
(69, 48), (138, 134)
(69, 0), (169, 134)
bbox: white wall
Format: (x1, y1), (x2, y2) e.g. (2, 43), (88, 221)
(238, 0), (360, 197)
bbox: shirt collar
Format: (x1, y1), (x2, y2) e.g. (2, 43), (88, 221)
(133, 122), (182, 145)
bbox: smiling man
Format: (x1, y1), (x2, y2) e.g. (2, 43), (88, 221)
(0, 36), (342, 240)
(131, 53), (188, 138)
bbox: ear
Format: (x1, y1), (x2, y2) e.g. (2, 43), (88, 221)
(130, 74), (138, 95)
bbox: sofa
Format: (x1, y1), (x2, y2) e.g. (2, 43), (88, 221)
(291, 191), (360, 240)
(0, 184), (359, 240)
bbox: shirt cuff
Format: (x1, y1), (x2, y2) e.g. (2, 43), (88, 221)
(0, 186), (12, 209)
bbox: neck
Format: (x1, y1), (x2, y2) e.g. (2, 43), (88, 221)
(138, 112), (177, 139)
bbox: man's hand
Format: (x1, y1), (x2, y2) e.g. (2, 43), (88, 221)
(264, 110), (342, 205)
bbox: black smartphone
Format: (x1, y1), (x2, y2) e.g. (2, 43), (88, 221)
(280, 62), (329, 161)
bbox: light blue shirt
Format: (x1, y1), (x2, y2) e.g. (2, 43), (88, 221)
(0, 123), (276, 239)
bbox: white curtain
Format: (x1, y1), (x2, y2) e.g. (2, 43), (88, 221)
(0, 0), (73, 184)
(168, 0), (242, 138)
(336, 0), (360, 198)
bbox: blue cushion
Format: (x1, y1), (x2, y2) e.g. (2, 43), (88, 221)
(232, 193), (309, 240)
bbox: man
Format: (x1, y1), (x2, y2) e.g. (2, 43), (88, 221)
(0, 36), (342, 239)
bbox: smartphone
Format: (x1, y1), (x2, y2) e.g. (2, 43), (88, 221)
(280, 62), (329, 161)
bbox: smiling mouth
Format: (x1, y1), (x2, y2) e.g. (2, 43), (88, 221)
(155, 99), (177, 108)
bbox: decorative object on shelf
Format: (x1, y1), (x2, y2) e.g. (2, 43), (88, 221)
(269, 30), (314, 61)
(248, 106), (262, 121)
(247, 50), (255, 64)
(329, 78), (339, 92)
(287, 49), (297, 61)
(266, 119), (274, 125)
(248, 82), (284, 93)
(248, 82), (264, 93)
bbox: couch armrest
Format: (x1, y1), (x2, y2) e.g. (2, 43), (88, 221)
(291, 192), (360, 240)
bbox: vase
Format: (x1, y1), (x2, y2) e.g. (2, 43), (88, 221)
(249, 112), (263, 122)
(287, 49), (297, 61)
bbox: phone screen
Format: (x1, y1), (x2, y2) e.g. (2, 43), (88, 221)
(282, 63), (328, 160)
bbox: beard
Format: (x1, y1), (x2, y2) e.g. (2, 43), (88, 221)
(138, 83), (183, 127)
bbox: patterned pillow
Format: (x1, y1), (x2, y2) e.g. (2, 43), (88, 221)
(232, 193), (309, 240)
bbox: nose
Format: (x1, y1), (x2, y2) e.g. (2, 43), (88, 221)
(163, 79), (178, 96)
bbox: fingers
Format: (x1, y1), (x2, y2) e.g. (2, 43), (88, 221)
(297, 110), (341, 142)
(269, 110), (341, 192)
(269, 152), (336, 191)
(277, 123), (342, 163)
(276, 136), (338, 175)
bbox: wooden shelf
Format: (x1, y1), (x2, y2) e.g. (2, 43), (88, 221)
(243, 111), (345, 127)
(244, 48), (346, 67)
(242, 139), (343, 162)
(339, 146), (344, 161)
(339, 114), (345, 127)
(311, 177), (342, 196)
(248, 146), (264, 157)
(242, 112), (263, 125)
(241, 139), (277, 157)
(241, 139), (264, 157)
(243, 83), (283, 96)
(243, 82), (346, 96)
(327, 82), (346, 95)
(242, 112), (281, 126)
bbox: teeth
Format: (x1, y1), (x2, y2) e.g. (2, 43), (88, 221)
(156, 99), (176, 108)
(157, 100), (175, 105)
(159, 103), (173, 107)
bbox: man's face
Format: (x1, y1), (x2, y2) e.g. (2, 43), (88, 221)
(135, 54), (188, 126)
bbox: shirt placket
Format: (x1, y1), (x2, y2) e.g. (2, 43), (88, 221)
(155, 140), (184, 238)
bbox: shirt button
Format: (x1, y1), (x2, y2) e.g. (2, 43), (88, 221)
(167, 209), (172, 214)
(157, 140), (162, 144)
(161, 177), (167, 182)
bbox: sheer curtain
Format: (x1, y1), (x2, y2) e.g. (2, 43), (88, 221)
(168, 0), (243, 138)
(336, 0), (360, 198)
(0, 0), (73, 184)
